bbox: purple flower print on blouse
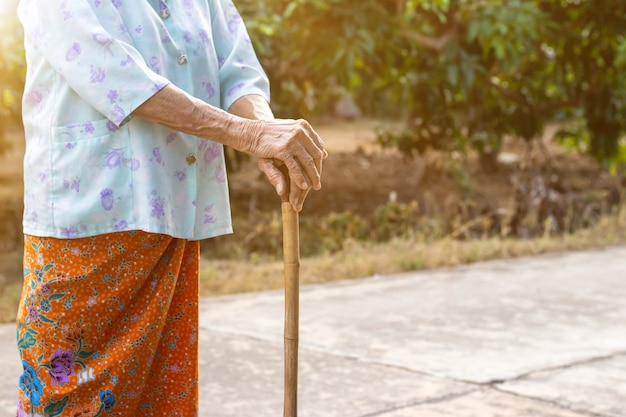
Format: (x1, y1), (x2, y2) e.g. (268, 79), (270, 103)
(60, 2), (73, 20)
(227, 82), (245, 97)
(108, 90), (119, 103)
(166, 133), (177, 144)
(82, 122), (95, 135)
(106, 121), (119, 133)
(100, 188), (114, 211)
(202, 142), (220, 164)
(183, 31), (192, 43)
(199, 30), (210, 45)
(202, 81), (215, 98)
(152, 147), (163, 165)
(65, 143), (75, 150)
(105, 149), (122, 169)
(174, 170), (186, 182)
(149, 191), (165, 219)
(66, 43), (81, 61)
(90, 66), (106, 83)
(149, 56), (162, 74)
(38, 172), (46, 182)
(24, 90), (42, 108)
(112, 0), (121, 8)
(114, 220), (128, 231)
(228, 15), (241, 33)
(120, 55), (134, 67)
(135, 25), (142, 34)
(49, 348), (75, 387)
(125, 158), (140, 171)
(61, 225), (79, 239)
(92, 30), (112, 47)
(111, 106), (127, 125)
(63, 178), (80, 193)
(203, 205), (216, 224)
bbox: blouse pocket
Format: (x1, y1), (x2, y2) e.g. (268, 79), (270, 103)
(50, 119), (137, 236)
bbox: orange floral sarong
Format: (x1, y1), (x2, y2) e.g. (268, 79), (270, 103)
(16, 231), (200, 417)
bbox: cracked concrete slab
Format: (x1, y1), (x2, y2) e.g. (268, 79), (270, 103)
(0, 324), (19, 415)
(374, 389), (593, 417)
(497, 354), (626, 417)
(200, 331), (472, 417)
(201, 246), (626, 384)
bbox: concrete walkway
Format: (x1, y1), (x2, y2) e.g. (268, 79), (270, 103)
(1, 246), (625, 416)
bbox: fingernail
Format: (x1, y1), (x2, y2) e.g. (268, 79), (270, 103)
(277, 183), (284, 195)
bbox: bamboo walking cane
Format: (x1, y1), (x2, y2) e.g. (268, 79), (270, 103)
(281, 194), (300, 417)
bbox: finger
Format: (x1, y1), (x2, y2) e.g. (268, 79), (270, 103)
(294, 148), (320, 191)
(282, 154), (310, 191)
(258, 158), (286, 197)
(298, 119), (326, 154)
(285, 137), (321, 191)
(290, 178), (310, 212)
(295, 123), (325, 190)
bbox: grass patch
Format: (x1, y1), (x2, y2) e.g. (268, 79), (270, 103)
(198, 210), (626, 296)
(1, 210), (624, 323)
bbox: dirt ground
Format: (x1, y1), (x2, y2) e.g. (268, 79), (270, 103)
(0, 119), (609, 282)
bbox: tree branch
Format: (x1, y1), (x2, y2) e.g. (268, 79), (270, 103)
(400, 25), (458, 51)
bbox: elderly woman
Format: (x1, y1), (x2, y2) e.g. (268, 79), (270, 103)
(15, 0), (326, 415)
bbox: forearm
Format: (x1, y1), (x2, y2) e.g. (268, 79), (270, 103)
(227, 94), (274, 121)
(133, 83), (325, 197)
(133, 84), (255, 152)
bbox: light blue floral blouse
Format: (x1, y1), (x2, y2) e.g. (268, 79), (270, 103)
(18, 0), (270, 240)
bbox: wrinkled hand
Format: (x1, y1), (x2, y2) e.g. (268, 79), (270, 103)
(258, 158), (312, 212)
(238, 118), (327, 211)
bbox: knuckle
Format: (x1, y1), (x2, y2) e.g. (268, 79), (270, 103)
(284, 156), (299, 169)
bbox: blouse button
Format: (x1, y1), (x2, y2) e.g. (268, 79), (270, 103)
(186, 154), (197, 165)
(177, 54), (188, 65)
(159, 7), (171, 19)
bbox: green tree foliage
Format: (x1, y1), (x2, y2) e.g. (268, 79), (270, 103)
(238, 0), (393, 117)
(2, 1), (626, 166)
(240, 0), (626, 167)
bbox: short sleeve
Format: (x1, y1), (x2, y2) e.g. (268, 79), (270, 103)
(209, 0), (271, 111)
(18, 0), (171, 127)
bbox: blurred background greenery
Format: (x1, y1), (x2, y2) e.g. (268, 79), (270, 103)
(0, 0), (23, 154)
(1, 0), (626, 315)
(2, 0), (626, 166)
(235, 0), (626, 169)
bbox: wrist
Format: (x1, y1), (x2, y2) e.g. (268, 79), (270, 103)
(230, 116), (262, 155)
